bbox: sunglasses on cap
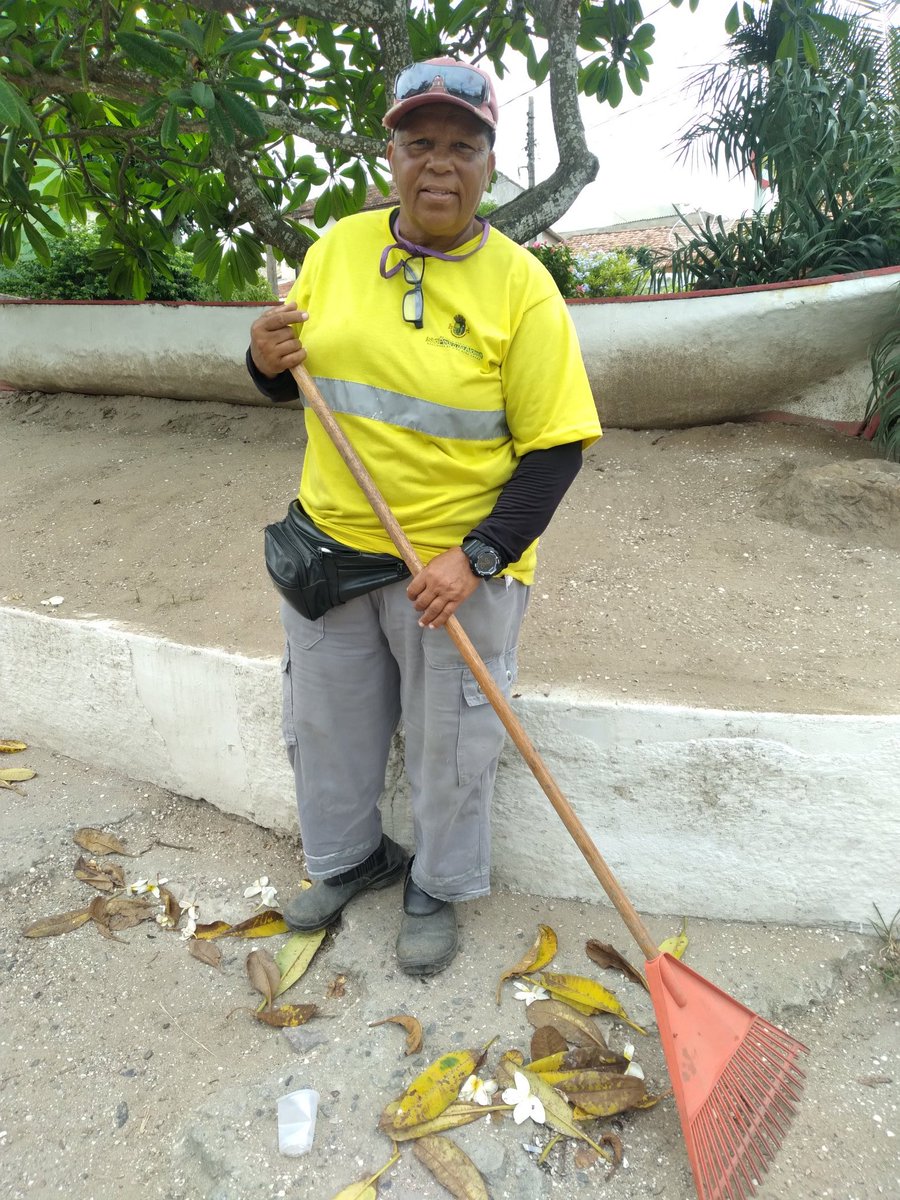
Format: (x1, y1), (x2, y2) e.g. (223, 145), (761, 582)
(393, 62), (490, 107)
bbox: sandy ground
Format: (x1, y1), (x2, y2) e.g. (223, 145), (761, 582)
(0, 746), (898, 1200)
(1, 389), (899, 715)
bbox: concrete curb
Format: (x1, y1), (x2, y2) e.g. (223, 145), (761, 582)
(3, 604), (897, 927)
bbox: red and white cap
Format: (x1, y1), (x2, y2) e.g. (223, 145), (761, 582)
(383, 57), (499, 132)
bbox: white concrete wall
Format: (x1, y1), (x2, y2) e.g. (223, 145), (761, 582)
(3, 604), (897, 928)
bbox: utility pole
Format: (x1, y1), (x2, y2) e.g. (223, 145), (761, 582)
(526, 97), (535, 190)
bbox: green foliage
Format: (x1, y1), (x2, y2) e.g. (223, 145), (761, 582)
(868, 903), (900, 988)
(526, 242), (649, 299)
(865, 317), (900, 463)
(0, 224), (273, 300)
(0, 0), (704, 297)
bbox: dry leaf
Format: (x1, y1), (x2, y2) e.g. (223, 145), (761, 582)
(495, 1048), (524, 1089)
(393, 1040), (494, 1129)
(530, 1047), (627, 1076)
(193, 920), (232, 940)
(659, 918), (689, 960)
(327, 974), (347, 999)
(88, 895), (120, 941)
(378, 1100), (495, 1142)
(329, 1151), (399, 1199)
(254, 1003), (318, 1027)
(600, 1132), (625, 1166)
(22, 908), (92, 938)
(413, 1134), (489, 1200)
(223, 910), (289, 938)
(274, 928), (327, 996)
(574, 1143), (602, 1169)
(247, 948), (281, 1008)
(0, 740), (27, 753)
(369, 1014), (423, 1056)
(585, 938), (649, 991)
(496, 923), (558, 1004)
(540, 972), (647, 1035)
(634, 1087), (672, 1110)
(73, 855), (125, 892)
(525, 999), (611, 1052)
(530, 1025), (568, 1062)
(554, 1070), (647, 1116)
(0, 767), (36, 783)
(189, 940), (223, 969)
(103, 895), (157, 930)
(518, 1067), (611, 1159)
(73, 827), (134, 856)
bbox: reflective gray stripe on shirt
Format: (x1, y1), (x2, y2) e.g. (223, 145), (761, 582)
(312, 376), (510, 443)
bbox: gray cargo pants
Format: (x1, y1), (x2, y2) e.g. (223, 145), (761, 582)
(280, 576), (529, 901)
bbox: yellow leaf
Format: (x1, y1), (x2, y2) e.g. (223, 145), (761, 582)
(540, 972), (647, 1035)
(413, 1134), (489, 1200)
(393, 1038), (495, 1129)
(22, 908), (92, 938)
(369, 1013), (423, 1056)
(659, 918), (689, 960)
(0, 740), (27, 753)
(378, 1099), (497, 1142)
(329, 1151), (399, 1199)
(496, 923), (558, 1003)
(274, 928), (326, 996)
(0, 767), (36, 783)
(193, 920), (233, 940)
(223, 910), (289, 938)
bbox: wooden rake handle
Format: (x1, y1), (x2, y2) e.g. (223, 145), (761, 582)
(290, 364), (659, 961)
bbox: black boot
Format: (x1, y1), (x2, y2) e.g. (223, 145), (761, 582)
(396, 860), (459, 976)
(284, 835), (408, 931)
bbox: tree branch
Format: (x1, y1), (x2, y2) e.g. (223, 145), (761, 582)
(210, 142), (315, 260)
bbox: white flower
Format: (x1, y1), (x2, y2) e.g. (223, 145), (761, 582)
(244, 876), (277, 907)
(513, 980), (550, 1006)
(501, 1071), (545, 1126)
(155, 911), (177, 929)
(129, 876), (168, 898)
(180, 899), (200, 940)
(459, 1074), (498, 1106)
(622, 1042), (645, 1080)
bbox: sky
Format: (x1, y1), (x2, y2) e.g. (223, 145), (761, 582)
(489, 1), (760, 231)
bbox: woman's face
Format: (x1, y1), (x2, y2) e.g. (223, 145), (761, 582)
(387, 104), (495, 252)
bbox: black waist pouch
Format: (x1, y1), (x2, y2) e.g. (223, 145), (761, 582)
(264, 500), (410, 621)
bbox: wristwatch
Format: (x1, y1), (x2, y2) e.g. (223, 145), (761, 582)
(462, 537), (504, 579)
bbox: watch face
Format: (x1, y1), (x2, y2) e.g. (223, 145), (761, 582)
(474, 548), (499, 575)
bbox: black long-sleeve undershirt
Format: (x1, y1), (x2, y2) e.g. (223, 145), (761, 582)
(247, 348), (583, 564)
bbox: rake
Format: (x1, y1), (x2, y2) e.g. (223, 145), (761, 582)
(289, 363), (808, 1200)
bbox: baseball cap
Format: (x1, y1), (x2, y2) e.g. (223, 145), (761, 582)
(383, 58), (499, 132)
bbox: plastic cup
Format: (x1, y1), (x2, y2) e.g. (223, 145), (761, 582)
(277, 1087), (319, 1156)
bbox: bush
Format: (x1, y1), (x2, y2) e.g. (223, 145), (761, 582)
(0, 225), (274, 301)
(526, 242), (649, 299)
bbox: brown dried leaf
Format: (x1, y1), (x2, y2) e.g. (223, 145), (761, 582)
(22, 908), (92, 938)
(378, 1100), (495, 1142)
(519, 1068), (611, 1160)
(413, 1134), (489, 1200)
(104, 895), (157, 930)
(73, 827), (134, 856)
(530, 1025), (568, 1062)
(73, 855), (125, 892)
(600, 1132), (625, 1167)
(0, 740), (27, 753)
(158, 886), (182, 930)
(585, 938), (649, 991)
(254, 1003), (318, 1028)
(496, 923), (558, 1004)
(525, 999), (611, 1053)
(193, 920), (232, 940)
(495, 1047), (525, 1088)
(556, 1071), (647, 1116)
(369, 1014), (423, 1056)
(574, 1143), (602, 1170)
(634, 1087), (672, 1110)
(327, 974), (347, 999)
(189, 940), (223, 969)
(88, 895), (119, 940)
(224, 911), (289, 938)
(247, 948), (281, 1008)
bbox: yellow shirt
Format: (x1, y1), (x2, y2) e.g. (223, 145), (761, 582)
(286, 209), (601, 585)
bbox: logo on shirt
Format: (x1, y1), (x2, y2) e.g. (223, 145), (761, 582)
(450, 314), (468, 338)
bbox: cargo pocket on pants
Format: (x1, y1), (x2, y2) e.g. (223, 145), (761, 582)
(457, 648), (517, 786)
